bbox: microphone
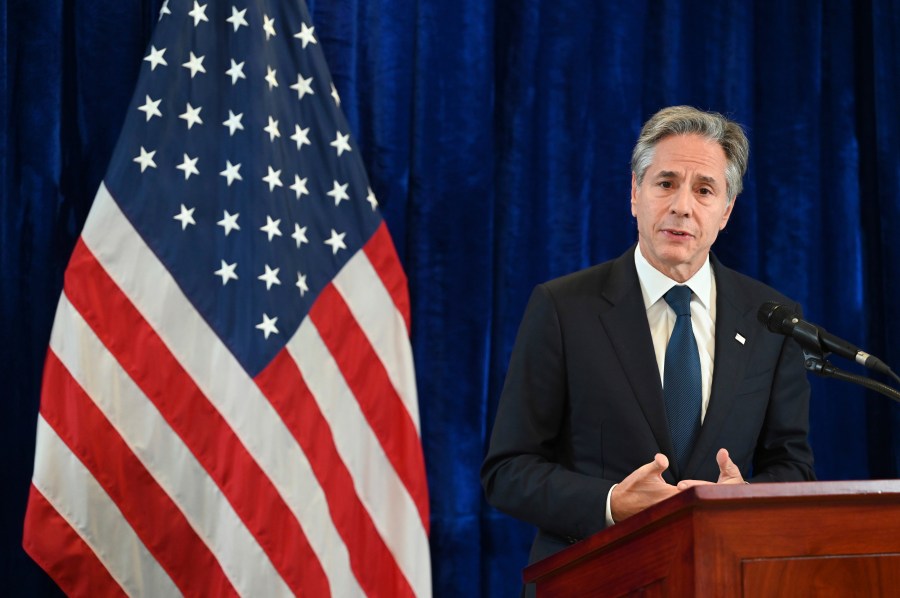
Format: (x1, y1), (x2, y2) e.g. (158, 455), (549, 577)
(757, 302), (895, 378)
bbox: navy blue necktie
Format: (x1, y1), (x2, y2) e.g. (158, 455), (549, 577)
(663, 285), (702, 474)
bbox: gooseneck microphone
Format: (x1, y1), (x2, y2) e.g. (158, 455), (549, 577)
(757, 302), (896, 379)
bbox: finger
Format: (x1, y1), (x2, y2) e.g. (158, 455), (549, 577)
(677, 479), (714, 490)
(716, 448), (744, 482)
(652, 453), (669, 472)
(716, 448), (731, 470)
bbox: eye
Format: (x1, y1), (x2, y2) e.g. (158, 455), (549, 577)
(697, 187), (713, 195)
(658, 180), (673, 189)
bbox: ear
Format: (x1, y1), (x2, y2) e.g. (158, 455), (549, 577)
(719, 196), (736, 230)
(630, 172), (638, 217)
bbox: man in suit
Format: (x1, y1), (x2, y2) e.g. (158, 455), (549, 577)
(481, 106), (816, 588)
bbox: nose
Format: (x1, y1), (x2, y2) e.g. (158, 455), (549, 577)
(670, 185), (693, 217)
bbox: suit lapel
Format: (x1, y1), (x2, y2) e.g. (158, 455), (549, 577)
(596, 247), (676, 477)
(683, 256), (758, 478)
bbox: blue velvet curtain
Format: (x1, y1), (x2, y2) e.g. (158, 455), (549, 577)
(3, 1), (899, 595)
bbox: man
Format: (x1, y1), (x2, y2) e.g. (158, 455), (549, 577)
(481, 106), (815, 591)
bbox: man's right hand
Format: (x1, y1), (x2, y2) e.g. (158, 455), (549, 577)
(610, 453), (680, 522)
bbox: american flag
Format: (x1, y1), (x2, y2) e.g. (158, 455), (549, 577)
(22, 0), (431, 595)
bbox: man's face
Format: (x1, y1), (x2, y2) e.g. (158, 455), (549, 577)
(631, 133), (735, 282)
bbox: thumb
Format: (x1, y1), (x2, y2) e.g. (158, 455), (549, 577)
(651, 453), (670, 476)
(716, 448), (743, 481)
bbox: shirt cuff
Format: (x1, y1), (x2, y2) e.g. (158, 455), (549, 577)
(605, 483), (617, 526)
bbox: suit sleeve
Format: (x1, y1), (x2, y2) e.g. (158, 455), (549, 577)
(481, 284), (612, 541)
(749, 301), (817, 482)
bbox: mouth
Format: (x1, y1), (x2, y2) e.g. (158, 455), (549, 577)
(662, 228), (694, 238)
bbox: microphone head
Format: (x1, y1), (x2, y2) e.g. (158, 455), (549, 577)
(757, 302), (797, 334)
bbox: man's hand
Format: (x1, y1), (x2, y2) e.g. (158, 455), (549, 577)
(676, 448), (745, 490)
(610, 453), (680, 522)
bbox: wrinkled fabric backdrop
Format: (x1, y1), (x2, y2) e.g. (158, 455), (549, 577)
(3, 0), (899, 595)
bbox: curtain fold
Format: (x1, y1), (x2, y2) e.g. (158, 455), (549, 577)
(3, 1), (899, 595)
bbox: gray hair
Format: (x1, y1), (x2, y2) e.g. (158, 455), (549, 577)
(630, 106), (749, 204)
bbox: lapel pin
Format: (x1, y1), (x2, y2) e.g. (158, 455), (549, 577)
(735, 332), (746, 345)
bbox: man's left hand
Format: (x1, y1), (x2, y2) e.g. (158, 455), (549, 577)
(676, 448), (745, 490)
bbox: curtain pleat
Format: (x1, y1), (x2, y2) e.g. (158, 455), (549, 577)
(3, 1), (899, 595)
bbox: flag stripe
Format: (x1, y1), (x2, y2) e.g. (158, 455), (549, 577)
(288, 318), (432, 598)
(27, 1), (432, 592)
(64, 238), (330, 596)
(363, 222), (412, 331)
(80, 185), (363, 596)
(39, 351), (239, 597)
(48, 292), (291, 596)
(256, 350), (417, 598)
(309, 284), (430, 529)
(28, 417), (180, 596)
(335, 239), (422, 437)
(23, 484), (128, 598)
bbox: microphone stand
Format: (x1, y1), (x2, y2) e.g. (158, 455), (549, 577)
(790, 317), (900, 403)
(802, 350), (900, 405)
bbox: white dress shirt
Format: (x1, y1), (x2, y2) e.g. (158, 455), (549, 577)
(605, 245), (718, 525)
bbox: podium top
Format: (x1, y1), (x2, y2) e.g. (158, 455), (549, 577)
(525, 479), (900, 584)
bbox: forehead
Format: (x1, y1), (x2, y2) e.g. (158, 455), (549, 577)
(647, 134), (727, 181)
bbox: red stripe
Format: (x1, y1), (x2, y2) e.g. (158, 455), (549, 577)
(363, 222), (412, 332)
(63, 239), (330, 595)
(23, 484), (127, 598)
(310, 283), (430, 532)
(38, 350), (238, 597)
(256, 350), (416, 598)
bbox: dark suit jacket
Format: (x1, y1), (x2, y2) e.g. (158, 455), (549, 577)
(481, 245), (815, 568)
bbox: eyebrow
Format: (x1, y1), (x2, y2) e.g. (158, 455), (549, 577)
(653, 171), (720, 186)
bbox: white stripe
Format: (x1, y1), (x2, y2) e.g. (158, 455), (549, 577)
(333, 249), (422, 435)
(32, 415), (181, 597)
(49, 295), (290, 597)
(81, 183), (362, 596)
(289, 319), (432, 598)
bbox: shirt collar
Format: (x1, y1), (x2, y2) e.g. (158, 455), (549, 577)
(634, 244), (713, 311)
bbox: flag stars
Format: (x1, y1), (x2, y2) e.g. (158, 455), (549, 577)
(260, 216), (282, 241)
(174, 204), (196, 230)
(138, 95), (162, 121)
(366, 187), (379, 210)
(324, 229), (347, 255)
(262, 14), (277, 39)
(330, 132), (352, 156)
(182, 52), (207, 78)
(177, 154), (200, 179)
(331, 82), (341, 106)
(294, 22), (317, 48)
(264, 116), (281, 142)
(265, 66), (278, 90)
(217, 210), (240, 235)
(290, 74), (315, 100)
(144, 46), (167, 70)
(256, 313), (279, 339)
(223, 110), (244, 136)
(290, 175), (309, 199)
(214, 260), (238, 285)
(159, 0), (171, 20)
(188, 1), (209, 26)
(262, 166), (283, 191)
(327, 180), (350, 206)
(219, 160), (242, 186)
(258, 264), (281, 289)
(291, 125), (311, 150)
(226, 59), (246, 85)
(134, 147), (157, 172)
(227, 6), (248, 31)
(179, 102), (203, 129)
(296, 272), (309, 296)
(292, 223), (309, 247)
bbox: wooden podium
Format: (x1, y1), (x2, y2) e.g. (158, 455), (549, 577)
(524, 480), (900, 597)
